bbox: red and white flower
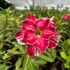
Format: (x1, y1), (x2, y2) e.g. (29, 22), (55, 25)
(15, 14), (59, 57)
(62, 14), (69, 20)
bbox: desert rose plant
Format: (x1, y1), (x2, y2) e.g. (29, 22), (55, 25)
(15, 14), (59, 57)
(1, 7), (70, 70)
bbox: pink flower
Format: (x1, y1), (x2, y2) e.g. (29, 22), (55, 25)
(62, 14), (69, 20)
(15, 14), (59, 57)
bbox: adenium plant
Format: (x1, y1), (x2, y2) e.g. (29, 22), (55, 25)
(15, 14), (59, 57)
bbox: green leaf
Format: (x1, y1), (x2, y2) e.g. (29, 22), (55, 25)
(69, 55), (70, 62)
(34, 60), (46, 65)
(3, 53), (9, 59)
(60, 52), (67, 59)
(51, 49), (56, 58)
(23, 55), (30, 70)
(38, 54), (54, 62)
(19, 68), (22, 70)
(0, 64), (9, 70)
(0, 14), (6, 23)
(64, 63), (70, 68)
(61, 22), (68, 26)
(29, 62), (33, 70)
(45, 52), (52, 57)
(15, 58), (22, 70)
(68, 39), (70, 46)
(8, 49), (21, 54)
(12, 42), (25, 54)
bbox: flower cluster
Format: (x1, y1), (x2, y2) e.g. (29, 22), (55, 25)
(15, 14), (59, 57)
(62, 14), (69, 20)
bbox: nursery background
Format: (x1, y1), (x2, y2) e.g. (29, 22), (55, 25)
(0, 0), (70, 70)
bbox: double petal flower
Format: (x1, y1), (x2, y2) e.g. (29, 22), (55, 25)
(15, 14), (59, 57)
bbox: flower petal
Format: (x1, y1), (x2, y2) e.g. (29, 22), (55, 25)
(50, 16), (55, 22)
(36, 18), (49, 30)
(41, 30), (56, 39)
(34, 38), (49, 52)
(43, 17), (48, 20)
(15, 29), (24, 39)
(15, 29), (25, 45)
(52, 22), (58, 27)
(26, 45), (34, 57)
(46, 25), (56, 32)
(22, 20), (36, 31)
(46, 22), (58, 32)
(17, 39), (25, 45)
(27, 14), (36, 21)
(26, 45), (41, 57)
(34, 47), (41, 56)
(22, 30), (37, 45)
(43, 16), (55, 22)
(36, 18), (44, 24)
(48, 35), (59, 48)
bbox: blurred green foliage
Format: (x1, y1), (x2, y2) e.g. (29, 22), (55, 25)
(0, 6), (70, 70)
